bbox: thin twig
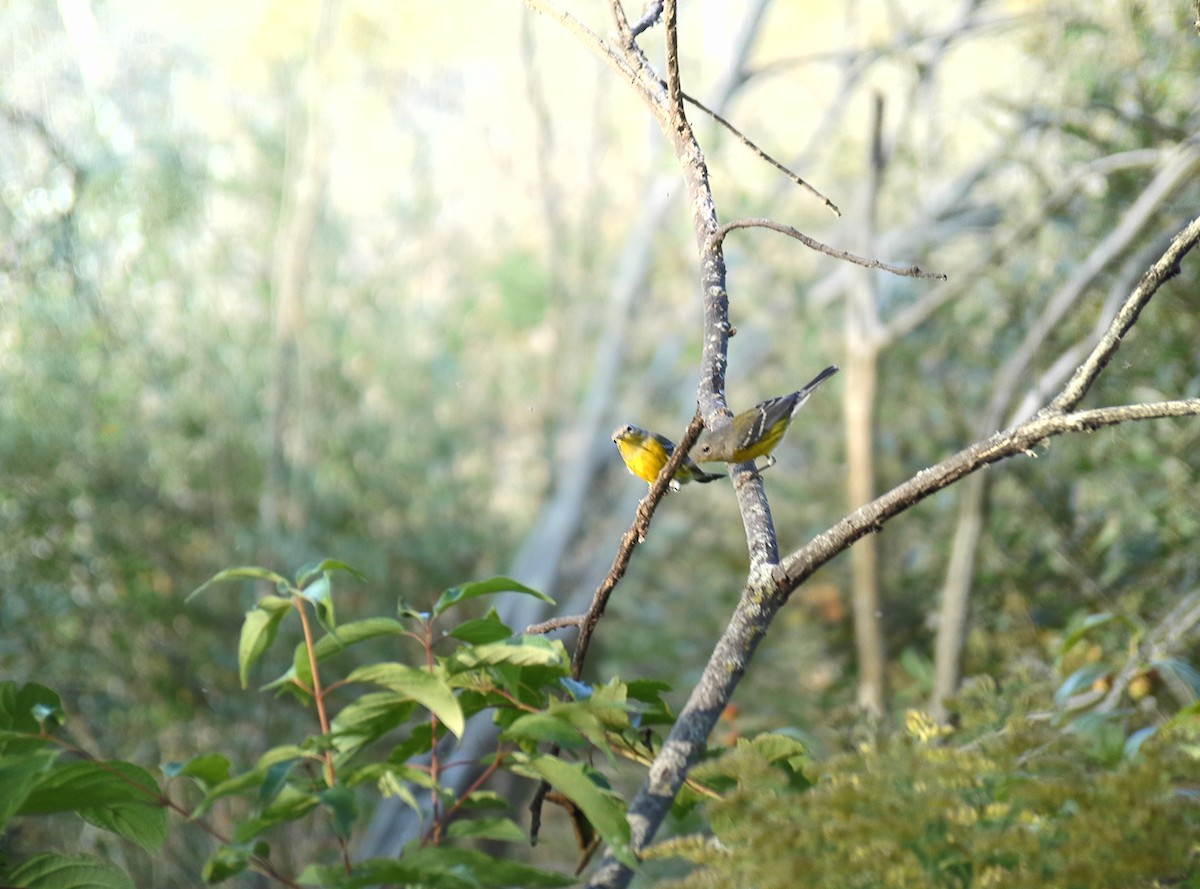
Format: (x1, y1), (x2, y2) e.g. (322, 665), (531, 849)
(570, 414), (705, 678)
(528, 414), (704, 844)
(526, 614), (584, 634)
(711, 217), (946, 280)
(679, 89), (840, 216)
(1047, 208), (1200, 414)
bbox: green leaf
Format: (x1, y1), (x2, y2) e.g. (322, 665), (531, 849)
(59, 758), (166, 854)
(79, 793), (168, 855)
(0, 682), (65, 750)
(345, 663), (464, 738)
(193, 767), (275, 819)
(238, 603), (289, 689)
(450, 636), (569, 670)
(446, 815), (527, 843)
(257, 745), (312, 769)
(282, 617), (408, 692)
(502, 712), (590, 749)
(8, 852), (135, 889)
(330, 692), (417, 758)
(1054, 663), (1111, 707)
(163, 753), (232, 790)
(746, 732), (811, 768)
(1124, 725), (1156, 758)
(321, 785), (358, 840)
(515, 755), (632, 865)
(311, 849), (575, 888)
(300, 573), (337, 633)
(1056, 612), (1139, 666)
(296, 559), (366, 590)
(0, 750), (58, 831)
(188, 565), (291, 603)
(202, 841), (268, 884)
(257, 759), (297, 808)
(448, 611), (515, 645)
(20, 760), (160, 815)
(235, 784), (320, 843)
(433, 576), (554, 618)
(1154, 657), (1200, 699)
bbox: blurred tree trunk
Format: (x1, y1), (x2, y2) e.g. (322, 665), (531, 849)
(259, 0), (340, 548)
(844, 94), (886, 716)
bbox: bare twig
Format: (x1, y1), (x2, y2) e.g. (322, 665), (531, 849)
(1047, 185), (1200, 414)
(711, 217), (946, 280)
(567, 414), (705, 679)
(882, 147), (1173, 346)
(679, 89), (841, 216)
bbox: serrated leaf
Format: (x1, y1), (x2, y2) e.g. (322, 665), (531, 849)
(746, 732), (810, 765)
(80, 791), (168, 854)
(433, 577), (554, 618)
(515, 755), (632, 864)
(188, 566), (291, 603)
(20, 760), (160, 816)
(239, 604), (289, 689)
(330, 692), (417, 758)
(345, 663), (464, 738)
(451, 636), (568, 670)
(8, 852), (135, 889)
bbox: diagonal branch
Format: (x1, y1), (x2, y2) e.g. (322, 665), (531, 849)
(1047, 202), (1200, 414)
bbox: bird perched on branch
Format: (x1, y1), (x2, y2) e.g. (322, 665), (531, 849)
(611, 424), (725, 490)
(695, 365), (839, 470)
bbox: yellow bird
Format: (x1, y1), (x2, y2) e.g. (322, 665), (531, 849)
(695, 365), (839, 469)
(611, 424), (725, 489)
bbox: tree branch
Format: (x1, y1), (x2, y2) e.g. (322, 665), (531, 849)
(711, 217), (946, 280)
(587, 210), (1200, 889)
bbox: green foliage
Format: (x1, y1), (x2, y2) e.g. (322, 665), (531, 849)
(0, 563), (678, 886)
(652, 689), (1200, 889)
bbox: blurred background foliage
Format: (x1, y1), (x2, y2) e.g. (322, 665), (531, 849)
(2, 0), (1199, 884)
